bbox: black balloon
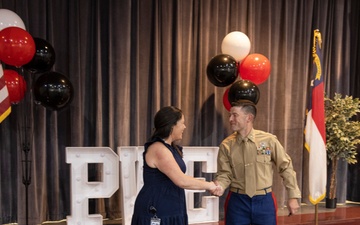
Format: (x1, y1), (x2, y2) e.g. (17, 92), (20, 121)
(228, 79), (260, 104)
(24, 37), (56, 73)
(206, 54), (237, 87)
(33, 71), (74, 111)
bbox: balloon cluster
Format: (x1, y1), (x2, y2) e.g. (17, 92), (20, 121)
(206, 31), (271, 111)
(0, 9), (73, 111)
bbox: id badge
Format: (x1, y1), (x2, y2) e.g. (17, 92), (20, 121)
(150, 217), (161, 225)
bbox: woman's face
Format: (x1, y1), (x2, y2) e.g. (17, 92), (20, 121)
(170, 114), (186, 141)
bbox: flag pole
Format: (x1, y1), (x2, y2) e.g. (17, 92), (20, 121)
(315, 204), (319, 225)
(305, 29), (326, 225)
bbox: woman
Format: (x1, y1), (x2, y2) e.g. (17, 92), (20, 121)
(131, 106), (218, 225)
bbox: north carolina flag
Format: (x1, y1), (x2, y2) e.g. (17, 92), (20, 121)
(0, 64), (11, 123)
(304, 29), (327, 205)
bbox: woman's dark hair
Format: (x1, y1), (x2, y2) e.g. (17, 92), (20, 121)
(151, 106), (183, 139)
(151, 106), (184, 157)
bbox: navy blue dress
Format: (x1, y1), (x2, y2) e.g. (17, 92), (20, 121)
(131, 137), (188, 225)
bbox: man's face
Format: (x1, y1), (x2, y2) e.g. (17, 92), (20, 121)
(229, 106), (250, 132)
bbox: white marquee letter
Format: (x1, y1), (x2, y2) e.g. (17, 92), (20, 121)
(118, 146), (143, 225)
(118, 146), (219, 225)
(66, 147), (119, 225)
(183, 147), (219, 224)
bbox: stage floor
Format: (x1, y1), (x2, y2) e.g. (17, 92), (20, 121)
(191, 201), (360, 225)
(30, 201), (360, 225)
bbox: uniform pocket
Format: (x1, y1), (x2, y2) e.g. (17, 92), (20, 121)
(256, 155), (272, 182)
(256, 155), (271, 164)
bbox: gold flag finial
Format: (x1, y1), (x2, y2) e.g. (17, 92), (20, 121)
(314, 29), (322, 49)
(312, 29), (322, 81)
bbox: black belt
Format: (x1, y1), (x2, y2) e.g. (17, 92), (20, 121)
(230, 186), (272, 196)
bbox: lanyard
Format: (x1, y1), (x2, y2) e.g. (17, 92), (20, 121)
(149, 206), (161, 225)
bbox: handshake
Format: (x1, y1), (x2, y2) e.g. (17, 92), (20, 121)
(209, 180), (224, 197)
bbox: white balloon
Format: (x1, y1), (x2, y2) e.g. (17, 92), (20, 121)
(221, 31), (251, 62)
(0, 9), (26, 31)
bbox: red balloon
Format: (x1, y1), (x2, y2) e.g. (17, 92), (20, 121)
(239, 53), (271, 85)
(4, 69), (27, 104)
(0, 27), (36, 67)
(223, 87), (231, 111)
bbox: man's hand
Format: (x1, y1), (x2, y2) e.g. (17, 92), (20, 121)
(210, 180), (225, 196)
(287, 198), (300, 215)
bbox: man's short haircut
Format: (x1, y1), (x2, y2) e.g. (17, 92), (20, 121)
(231, 99), (257, 118)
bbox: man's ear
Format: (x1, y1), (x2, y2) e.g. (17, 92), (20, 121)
(248, 114), (254, 122)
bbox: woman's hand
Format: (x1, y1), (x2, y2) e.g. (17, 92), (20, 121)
(209, 180), (224, 196)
